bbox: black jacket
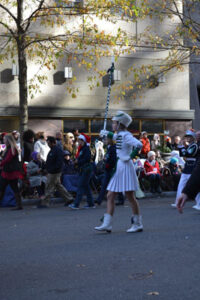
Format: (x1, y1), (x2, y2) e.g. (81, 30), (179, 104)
(23, 141), (34, 162)
(46, 145), (64, 174)
(183, 157), (200, 199)
(105, 144), (117, 172)
(77, 144), (91, 168)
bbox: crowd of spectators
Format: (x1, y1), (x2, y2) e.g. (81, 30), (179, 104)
(0, 127), (199, 209)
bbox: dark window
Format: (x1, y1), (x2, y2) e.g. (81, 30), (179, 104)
(63, 119), (88, 133)
(0, 118), (19, 132)
(141, 120), (163, 133)
(129, 119), (139, 134)
(91, 119), (112, 133)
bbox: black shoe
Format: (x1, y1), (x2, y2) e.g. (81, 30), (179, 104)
(64, 199), (73, 206)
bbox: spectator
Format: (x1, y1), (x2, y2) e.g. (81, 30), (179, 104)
(165, 136), (173, 150)
(34, 132), (50, 162)
(62, 150), (76, 175)
(22, 129), (35, 162)
(0, 134), (23, 210)
(12, 130), (21, 162)
(172, 135), (181, 150)
(72, 128), (80, 154)
(140, 131), (150, 158)
(95, 139), (104, 164)
(96, 132), (116, 205)
(27, 151), (47, 199)
(69, 133), (95, 209)
(151, 133), (161, 151)
(170, 150), (185, 169)
(168, 157), (181, 191)
(155, 150), (166, 169)
(38, 136), (73, 208)
(55, 131), (63, 151)
(144, 151), (162, 193)
(63, 132), (75, 156)
(12, 130), (21, 149)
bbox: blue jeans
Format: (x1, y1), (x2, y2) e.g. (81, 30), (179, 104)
(74, 171), (94, 207)
(148, 174), (161, 191)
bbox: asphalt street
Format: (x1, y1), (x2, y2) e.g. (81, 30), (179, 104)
(0, 197), (200, 300)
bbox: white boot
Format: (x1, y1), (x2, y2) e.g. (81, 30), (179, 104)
(95, 213), (112, 233)
(126, 215), (143, 233)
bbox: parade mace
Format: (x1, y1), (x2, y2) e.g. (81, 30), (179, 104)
(101, 57), (115, 137)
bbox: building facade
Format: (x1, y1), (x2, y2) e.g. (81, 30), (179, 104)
(0, 1), (194, 139)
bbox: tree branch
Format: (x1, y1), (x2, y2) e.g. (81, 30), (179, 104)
(0, 3), (17, 23)
(24, 0), (45, 31)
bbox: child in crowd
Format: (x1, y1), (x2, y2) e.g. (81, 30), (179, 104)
(144, 151), (162, 193)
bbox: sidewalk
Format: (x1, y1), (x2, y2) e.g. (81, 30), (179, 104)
(22, 190), (176, 206)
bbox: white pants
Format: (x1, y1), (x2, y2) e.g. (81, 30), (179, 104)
(175, 173), (200, 205)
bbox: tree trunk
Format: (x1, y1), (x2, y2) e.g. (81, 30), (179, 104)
(17, 0), (28, 136)
(17, 38), (28, 135)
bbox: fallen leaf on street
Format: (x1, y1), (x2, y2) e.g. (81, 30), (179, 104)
(76, 264), (86, 268)
(147, 291), (159, 296)
(128, 271), (153, 280)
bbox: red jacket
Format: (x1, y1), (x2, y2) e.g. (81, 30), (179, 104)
(144, 160), (161, 175)
(0, 148), (22, 180)
(140, 138), (150, 155)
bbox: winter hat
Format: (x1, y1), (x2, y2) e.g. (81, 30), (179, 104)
(153, 133), (160, 140)
(185, 129), (196, 138)
(78, 133), (91, 145)
(142, 131), (147, 136)
(147, 151), (156, 158)
(164, 136), (171, 142)
(63, 150), (71, 156)
(107, 132), (114, 140)
(170, 157), (179, 165)
(31, 151), (39, 161)
(112, 111), (132, 127)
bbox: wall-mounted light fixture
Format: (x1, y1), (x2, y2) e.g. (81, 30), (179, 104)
(12, 64), (19, 76)
(114, 69), (121, 81)
(64, 67), (73, 79)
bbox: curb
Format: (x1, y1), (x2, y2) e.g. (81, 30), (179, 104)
(22, 191), (176, 206)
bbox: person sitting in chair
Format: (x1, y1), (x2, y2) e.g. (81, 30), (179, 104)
(144, 151), (162, 193)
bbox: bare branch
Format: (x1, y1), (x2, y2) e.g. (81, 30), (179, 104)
(24, 0), (45, 31)
(0, 3), (17, 23)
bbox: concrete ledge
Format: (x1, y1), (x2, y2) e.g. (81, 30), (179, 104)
(0, 106), (195, 120)
(21, 191), (176, 206)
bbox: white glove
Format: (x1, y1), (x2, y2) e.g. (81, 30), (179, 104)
(99, 129), (109, 137)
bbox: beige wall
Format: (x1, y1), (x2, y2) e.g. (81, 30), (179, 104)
(0, 1), (189, 114)
(0, 55), (190, 112)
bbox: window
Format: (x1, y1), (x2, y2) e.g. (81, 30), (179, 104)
(54, 0), (83, 8)
(0, 118), (19, 132)
(129, 119), (139, 134)
(63, 119), (88, 133)
(91, 119), (112, 133)
(141, 120), (163, 133)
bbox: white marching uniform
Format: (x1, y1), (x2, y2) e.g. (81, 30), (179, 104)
(107, 131), (142, 192)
